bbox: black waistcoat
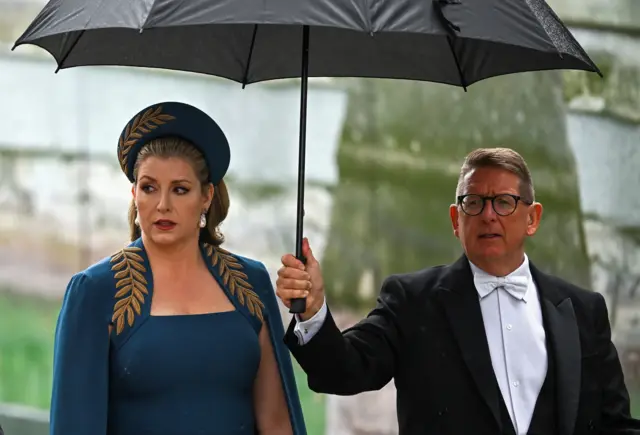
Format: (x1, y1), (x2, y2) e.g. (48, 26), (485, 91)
(496, 331), (558, 435)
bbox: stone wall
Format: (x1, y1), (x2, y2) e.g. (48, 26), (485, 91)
(559, 2), (640, 385)
(319, 70), (591, 435)
(321, 71), (590, 310)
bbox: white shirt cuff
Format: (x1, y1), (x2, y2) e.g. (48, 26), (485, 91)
(293, 298), (327, 345)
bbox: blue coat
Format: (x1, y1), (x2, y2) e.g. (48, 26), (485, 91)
(50, 237), (307, 435)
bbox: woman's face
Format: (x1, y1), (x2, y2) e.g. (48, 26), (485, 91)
(133, 156), (212, 247)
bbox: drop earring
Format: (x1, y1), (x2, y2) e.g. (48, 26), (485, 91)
(199, 212), (207, 228)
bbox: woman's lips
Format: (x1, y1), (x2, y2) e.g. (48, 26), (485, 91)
(154, 219), (176, 230)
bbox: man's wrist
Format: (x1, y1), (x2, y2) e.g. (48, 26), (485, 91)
(298, 295), (325, 321)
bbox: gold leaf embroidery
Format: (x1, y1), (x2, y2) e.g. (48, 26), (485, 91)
(118, 105), (176, 173)
(205, 245), (265, 321)
(110, 247), (148, 334)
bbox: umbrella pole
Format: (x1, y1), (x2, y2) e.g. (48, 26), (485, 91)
(289, 25), (310, 314)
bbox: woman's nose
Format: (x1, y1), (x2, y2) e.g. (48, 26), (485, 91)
(157, 190), (172, 211)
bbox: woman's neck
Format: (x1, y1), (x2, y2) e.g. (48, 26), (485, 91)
(141, 233), (204, 277)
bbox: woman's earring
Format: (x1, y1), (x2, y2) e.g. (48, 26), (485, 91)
(134, 215), (140, 226)
(199, 212), (207, 228)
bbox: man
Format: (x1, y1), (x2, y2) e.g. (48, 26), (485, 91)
(276, 147), (640, 435)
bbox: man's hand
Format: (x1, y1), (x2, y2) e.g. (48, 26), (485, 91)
(276, 237), (325, 321)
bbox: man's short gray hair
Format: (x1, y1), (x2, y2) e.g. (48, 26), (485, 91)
(455, 147), (535, 202)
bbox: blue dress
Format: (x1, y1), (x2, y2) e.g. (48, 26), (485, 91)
(49, 238), (307, 435)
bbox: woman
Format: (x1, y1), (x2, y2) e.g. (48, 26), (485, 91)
(49, 102), (307, 435)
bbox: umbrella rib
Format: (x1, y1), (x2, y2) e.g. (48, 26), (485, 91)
(445, 36), (467, 91)
(241, 25), (259, 88)
(53, 0), (111, 72)
(55, 30), (85, 73)
(432, 0), (467, 90)
(523, 0), (603, 77)
(139, 0), (176, 31)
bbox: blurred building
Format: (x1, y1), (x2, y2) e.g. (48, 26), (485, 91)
(0, 16), (348, 297)
(552, 0), (640, 381)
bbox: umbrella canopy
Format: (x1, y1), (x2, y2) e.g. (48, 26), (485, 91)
(13, 0), (600, 87)
(13, 0), (601, 312)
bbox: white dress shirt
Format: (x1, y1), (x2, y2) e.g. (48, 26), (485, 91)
(294, 255), (548, 435)
(470, 255), (548, 434)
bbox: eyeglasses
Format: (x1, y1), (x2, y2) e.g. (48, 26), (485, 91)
(457, 194), (532, 217)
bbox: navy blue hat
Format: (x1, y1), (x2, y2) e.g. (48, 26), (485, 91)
(117, 102), (230, 184)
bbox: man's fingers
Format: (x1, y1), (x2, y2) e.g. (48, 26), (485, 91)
(276, 255), (315, 308)
(281, 254), (305, 270)
(277, 266), (309, 280)
(276, 278), (311, 290)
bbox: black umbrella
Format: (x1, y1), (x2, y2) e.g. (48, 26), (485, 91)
(13, 0), (601, 313)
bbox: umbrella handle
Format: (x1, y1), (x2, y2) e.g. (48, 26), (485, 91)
(289, 25), (311, 314)
(290, 251), (308, 312)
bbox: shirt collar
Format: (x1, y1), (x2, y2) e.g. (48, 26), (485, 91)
(468, 254), (532, 301)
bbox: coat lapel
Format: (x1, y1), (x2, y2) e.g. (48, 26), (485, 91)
(437, 255), (504, 432)
(530, 264), (581, 435)
(200, 243), (265, 322)
(109, 238), (153, 332)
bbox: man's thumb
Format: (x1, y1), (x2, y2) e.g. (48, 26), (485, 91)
(302, 237), (318, 265)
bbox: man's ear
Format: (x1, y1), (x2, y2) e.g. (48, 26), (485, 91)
(526, 202), (543, 236)
(449, 204), (460, 238)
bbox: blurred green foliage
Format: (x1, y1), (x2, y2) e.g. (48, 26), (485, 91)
(0, 290), (58, 409)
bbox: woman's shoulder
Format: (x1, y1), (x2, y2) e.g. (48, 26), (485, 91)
(202, 243), (272, 286)
(232, 251), (271, 281)
(201, 244), (278, 321)
(58, 252), (123, 319)
(64, 245), (142, 302)
(76, 246), (134, 282)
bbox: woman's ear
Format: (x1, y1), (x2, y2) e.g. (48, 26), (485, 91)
(204, 183), (214, 210)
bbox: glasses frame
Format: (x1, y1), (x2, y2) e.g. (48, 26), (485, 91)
(457, 193), (533, 217)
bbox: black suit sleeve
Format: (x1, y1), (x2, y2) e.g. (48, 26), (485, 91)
(594, 292), (640, 434)
(284, 276), (410, 395)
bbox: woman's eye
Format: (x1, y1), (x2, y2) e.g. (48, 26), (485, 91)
(141, 185), (155, 193)
(175, 187), (189, 195)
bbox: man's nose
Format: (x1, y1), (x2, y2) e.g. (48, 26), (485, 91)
(481, 199), (497, 221)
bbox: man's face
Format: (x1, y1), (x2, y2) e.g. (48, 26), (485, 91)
(449, 166), (542, 265)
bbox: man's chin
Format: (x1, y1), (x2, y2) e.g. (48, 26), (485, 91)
(476, 247), (507, 260)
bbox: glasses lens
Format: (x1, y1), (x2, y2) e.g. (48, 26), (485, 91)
(461, 194), (518, 216)
(461, 195), (484, 215)
(494, 194), (517, 215)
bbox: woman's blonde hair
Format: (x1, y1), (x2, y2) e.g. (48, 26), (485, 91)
(127, 136), (230, 246)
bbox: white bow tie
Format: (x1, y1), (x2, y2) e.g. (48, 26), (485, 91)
(474, 275), (529, 301)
